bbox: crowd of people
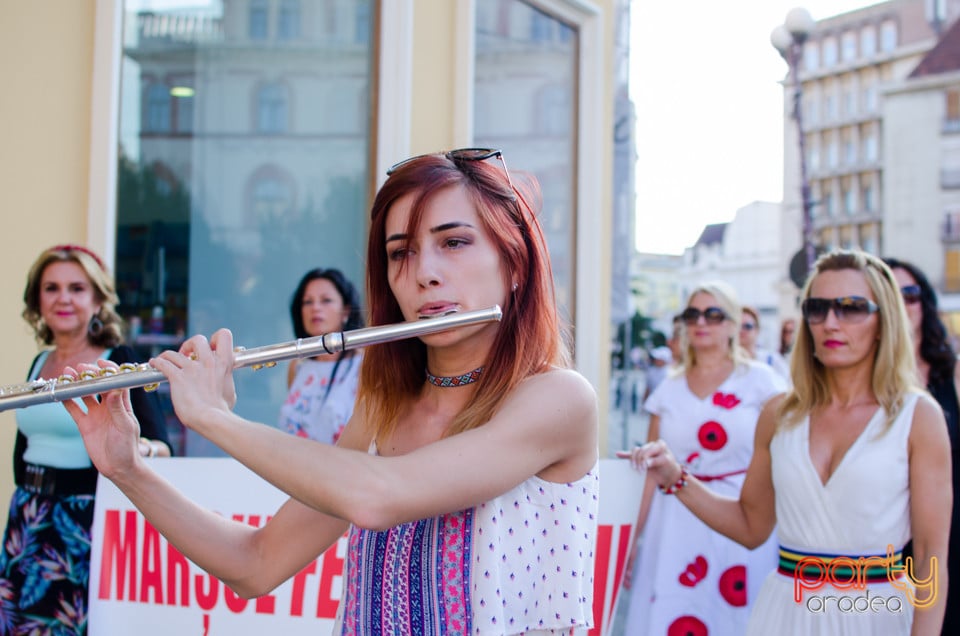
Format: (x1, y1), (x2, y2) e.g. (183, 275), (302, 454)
(3, 162), (960, 634)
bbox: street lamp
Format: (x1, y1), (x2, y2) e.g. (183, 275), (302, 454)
(771, 7), (817, 278)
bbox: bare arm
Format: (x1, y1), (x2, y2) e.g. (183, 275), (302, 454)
(907, 395), (951, 635)
(145, 329), (598, 528)
(620, 394), (782, 549)
(170, 368), (599, 531)
(65, 381), (363, 598)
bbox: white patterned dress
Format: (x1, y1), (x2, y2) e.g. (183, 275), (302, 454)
(624, 361), (786, 635)
(745, 392), (921, 635)
(278, 354), (361, 444)
(332, 462), (600, 635)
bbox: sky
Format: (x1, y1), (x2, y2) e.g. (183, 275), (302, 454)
(631, 0), (880, 255)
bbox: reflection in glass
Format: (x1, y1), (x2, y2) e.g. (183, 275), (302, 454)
(115, 0), (374, 455)
(474, 0), (577, 325)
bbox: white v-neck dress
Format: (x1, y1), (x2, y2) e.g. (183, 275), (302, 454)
(746, 392), (920, 635)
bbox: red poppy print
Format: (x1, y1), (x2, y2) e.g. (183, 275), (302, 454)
(698, 421), (728, 451)
(712, 392), (741, 409)
(718, 564), (747, 607)
(667, 615), (708, 636)
(678, 555), (708, 587)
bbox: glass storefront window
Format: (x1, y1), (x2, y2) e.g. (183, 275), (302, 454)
(115, 0), (374, 455)
(474, 0), (577, 325)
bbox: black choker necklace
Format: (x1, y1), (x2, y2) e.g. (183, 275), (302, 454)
(425, 366), (483, 387)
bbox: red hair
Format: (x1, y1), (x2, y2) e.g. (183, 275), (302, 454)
(358, 153), (571, 440)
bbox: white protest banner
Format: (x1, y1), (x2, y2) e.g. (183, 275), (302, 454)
(89, 457), (643, 635)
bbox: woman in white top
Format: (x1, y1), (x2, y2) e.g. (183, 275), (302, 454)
(279, 268), (363, 444)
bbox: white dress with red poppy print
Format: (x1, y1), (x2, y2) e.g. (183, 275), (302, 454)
(624, 361), (786, 636)
(278, 355), (361, 444)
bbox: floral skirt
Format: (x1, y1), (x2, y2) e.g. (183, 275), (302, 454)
(0, 487), (93, 635)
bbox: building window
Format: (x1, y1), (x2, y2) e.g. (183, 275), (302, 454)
(863, 131), (878, 162)
(880, 20), (897, 52)
(862, 183), (874, 212)
(863, 84), (878, 113)
(946, 248), (960, 292)
(249, 0), (268, 40)
(804, 94), (819, 125)
(278, 0), (300, 41)
(843, 89), (856, 117)
(844, 139), (857, 165)
(256, 83), (288, 133)
(808, 144), (820, 172)
(144, 83), (171, 133)
(841, 31), (857, 62)
(860, 26), (877, 57)
(822, 37), (838, 67)
(946, 88), (960, 133)
(843, 187), (856, 215)
(823, 192), (835, 217)
(804, 41), (820, 71)
(827, 139), (839, 169)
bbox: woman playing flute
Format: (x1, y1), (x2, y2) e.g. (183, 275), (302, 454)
(65, 149), (600, 634)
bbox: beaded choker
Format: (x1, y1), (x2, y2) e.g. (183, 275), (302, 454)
(425, 366), (483, 387)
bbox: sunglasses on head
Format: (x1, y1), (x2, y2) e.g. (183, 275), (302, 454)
(681, 306), (728, 325)
(900, 284), (921, 305)
(801, 296), (879, 325)
(387, 147), (515, 194)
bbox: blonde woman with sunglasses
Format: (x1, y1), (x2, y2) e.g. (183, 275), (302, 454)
(621, 281), (786, 635)
(622, 250), (951, 635)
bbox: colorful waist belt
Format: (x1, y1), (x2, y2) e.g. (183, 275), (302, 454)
(778, 545), (904, 583)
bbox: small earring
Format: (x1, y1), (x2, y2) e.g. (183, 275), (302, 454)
(88, 314), (104, 337)
(511, 282), (518, 292)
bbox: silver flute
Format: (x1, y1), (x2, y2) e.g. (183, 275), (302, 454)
(0, 305), (502, 412)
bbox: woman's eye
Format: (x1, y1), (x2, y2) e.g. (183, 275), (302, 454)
(444, 237), (469, 249)
(389, 248), (410, 261)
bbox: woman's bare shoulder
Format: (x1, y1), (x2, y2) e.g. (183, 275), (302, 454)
(515, 367), (597, 407)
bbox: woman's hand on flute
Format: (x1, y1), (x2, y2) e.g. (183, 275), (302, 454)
(63, 362), (144, 481)
(616, 440), (684, 490)
(151, 328), (238, 430)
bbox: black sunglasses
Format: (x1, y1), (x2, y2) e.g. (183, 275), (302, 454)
(681, 306), (728, 325)
(801, 296), (879, 325)
(900, 284), (921, 305)
(387, 148), (515, 193)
